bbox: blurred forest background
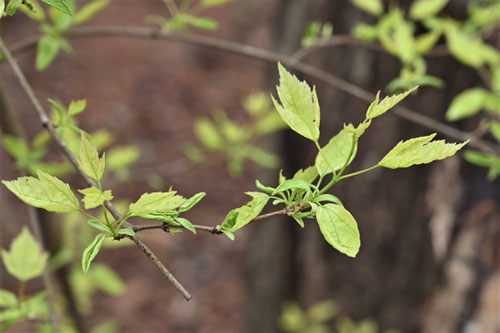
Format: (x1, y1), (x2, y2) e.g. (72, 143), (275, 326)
(0, 0), (499, 332)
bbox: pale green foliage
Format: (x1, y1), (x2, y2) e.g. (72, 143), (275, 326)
(201, 0), (233, 7)
(1, 228), (48, 281)
(2, 170), (79, 213)
(178, 192), (206, 213)
(293, 166), (318, 184)
(409, 0), (449, 21)
(463, 150), (500, 180)
(446, 88), (500, 121)
(316, 204), (360, 257)
(41, 0), (72, 15)
(78, 133), (106, 184)
(302, 21), (333, 48)
(378, 134), (468, 169)
(272, 62), (320, 142)
(0, 290), (17, 308)
(73, 0), (110, 25)
(349, 0), (383, 16)
(36, 35), (61, 71)
(220, 192), (270, 233)
(365, 86), (418, 120)
(315, 129), (357, 177)
(444, 24), (493, 68)
(82, 234), (107, 273)
(78, 187), (113, 209)
(128, 191), (186, 215)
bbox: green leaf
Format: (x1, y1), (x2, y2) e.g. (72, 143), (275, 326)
(106, 145), (140, 172)
(86, 219), (114, 235)
(220, 210), (239, 230)
(175, 218), (196, 234)
(90, 263), (125, 296)
(0, 290), (17, 308)
(350, 0), (383, 16)
(195, 118), (223, 151)
(68, 99), (86, 116)
(463, 150), (500, 180)
(272, 179), (311, 195)
(128, 191), (186, 215)
(255, 180), (275, 194)
(366, 87), (418, 120)
(315, 129), (357, 177)
(41, 0), (72, 15)
(246, 146), (280, 169)
(1, 227), (48, 281)
(222, 230), (235, 240)
(82, 234), (106, 273)
(0, 0), (5, 16)
(445, 26), (487, 68)
(78, 187), (113, 210)
(201, 0), (233, 8)
(176, 13), (218, 30)
(133, 213), (179, 226)
(293, 166), (319, 183)
(36, 35), (61, 71)
(73, 0), (110, 25)
(272, 63), (320, 142)
(416, 29), (443, 55)
(2, 170), (79, 212)
(228, 192), (269, 232)
(314, 194), (343, 206)
(445, 88), (490, 121)
(378, 133), (468, 169)
(490, 122), (500, 142)
(78, 133), (106, 183)
(178, 192), (206, 213)
(409, 0), (449, 21)
(117, 228), (135, 237)
(316, 204), (360, 257)
(6, 0), (22, 15)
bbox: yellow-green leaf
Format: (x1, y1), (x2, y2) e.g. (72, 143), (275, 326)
(41, 0), (72, 15)
(378, 133), (468, 169)
(78, 133), (105, 183)
(315, 129), (357, 177)
(350, 0), (383, 16)
(409, 0), (449, 21)
(272, 63), (320, 142)
(1, 227), (48, 281)
(128, 192), (186, 215)
(446, 88), (490, 121)
(82, 234), (106, 273)
(2, 170), (79, 213)
(78, 187), (113, 209)
(225, 192), (269, 232)
(73, 0), (110, 26)
(316, 204), (360, 257)
(366, 87), (418, 120)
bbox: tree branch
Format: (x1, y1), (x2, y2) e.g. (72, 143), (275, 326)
(7, 25), (495, 154)
(0, 38), (192, 301)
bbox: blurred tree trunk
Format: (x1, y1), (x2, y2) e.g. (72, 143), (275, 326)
(247, 0), (499, 332)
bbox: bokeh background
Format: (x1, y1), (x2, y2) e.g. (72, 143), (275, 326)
(1, 0), (499, 332)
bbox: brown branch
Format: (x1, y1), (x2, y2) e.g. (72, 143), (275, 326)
(7, 25), (497, 154)
(0, 38), (192, 301)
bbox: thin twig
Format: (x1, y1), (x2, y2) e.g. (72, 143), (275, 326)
(0, 38), (192, 301)
(7, 25), (497, 154)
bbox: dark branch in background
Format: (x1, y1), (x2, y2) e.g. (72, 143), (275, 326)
(8, 25), (499, 154)
(0, 38), (192, 301)
(0, 85), (59, 332)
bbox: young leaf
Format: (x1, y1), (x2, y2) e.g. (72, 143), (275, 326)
(314, 194), (343, 206)
(68, 99), (86, 116)
(117, 228), (135, 237)
(6, 0), (22, 15)
(176, 14), (218, 31)
(86, 219), (114, 235)
(82, 234), (106, 273)
(73, 0), (110, 25)
(409, 0), (449, 21)
(78, 187), (113, 209)
(445, 88), (490, 121)
(272, 179), (311, 195)
(201, 0), (233, 8)
(378, 134), (468, 169)
(293, 166), (319, 183)
(223, 192), (269, 232)
(175, 218), (196, 234)
(222, 230), (235, 240)
(78, 133), (105, 183)
(36, 35), (61, 71)
(366, 87), (418, 120)
(349, 0), (383, 16)
(2, 170), (79, 213)
(0, 290), (17, 308)
(1, 227), (49, 281)
(134, 213), (180, 226)
(316, 204), (360, 257)
(178, 192), (206, 213)
(129, 192), (186, 215)
(315, 129), (357, 177)
(445, 26), (487, 68)
(220, 210), (239, 231)
(41, 0), (72, 15)
(255, 180), (275, 194)
(292, 216), (305, 228)
(272, 63), (320, 142)
(195, 118), (223, 151)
